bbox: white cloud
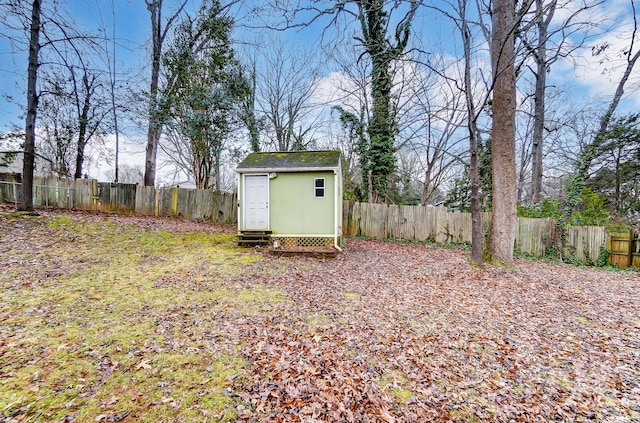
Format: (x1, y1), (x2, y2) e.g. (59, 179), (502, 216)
(553, 2), (640, 109)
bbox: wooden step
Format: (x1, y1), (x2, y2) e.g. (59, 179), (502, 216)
(236, 231), (271, 247)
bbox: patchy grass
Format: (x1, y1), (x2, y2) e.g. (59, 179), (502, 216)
(378, 370), (414, 404)
(0, 212), (285, 422)
(2, 209), (640, 422)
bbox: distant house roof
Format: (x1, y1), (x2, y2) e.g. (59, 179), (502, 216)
(0, 151), (26, 174)
(237, 151), (341, 172)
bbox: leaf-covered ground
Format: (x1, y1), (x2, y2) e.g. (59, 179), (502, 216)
(1, 208), (638, 422)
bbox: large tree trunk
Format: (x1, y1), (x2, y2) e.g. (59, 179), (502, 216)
(368, 51), (395, 203)
(144, 0), (163, 187)
(486, 0), (517, 265)
(20, 0), (41, 212)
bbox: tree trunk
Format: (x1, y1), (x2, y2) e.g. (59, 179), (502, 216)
(460, 0), (483, 264)
(74, 74), (92, 179)
(144, 0), (163, 187)
(245, 67), (260, 153)
(530, 0), (552, 204)
(421, 167), (432, 205)
(486, 0), (517, 265)
(368, 52), (395, 201)
(20, 0), (41, 212)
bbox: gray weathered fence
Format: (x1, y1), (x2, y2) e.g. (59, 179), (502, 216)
(342, 201), (610, 263)
(0, 173), (628, 265)
(0, 173), (236, 223)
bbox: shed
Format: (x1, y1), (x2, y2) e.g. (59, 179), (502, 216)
(236, 150), (343, 251)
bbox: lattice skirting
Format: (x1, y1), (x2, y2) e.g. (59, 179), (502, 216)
(272, 236), (335, 248)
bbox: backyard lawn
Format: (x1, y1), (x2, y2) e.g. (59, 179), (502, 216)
(1, 208), (638, 422)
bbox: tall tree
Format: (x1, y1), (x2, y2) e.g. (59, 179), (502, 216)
(20, 0), (41, 211)
(486, 0), (519, 264)
(36, 35), (110, 180)
(557, 0), (640, 251)
(38, 71), (75, 176)
(521, 0), (601, 203)
(270, 0), (418, 202)
(587, 114), (640, 220)
(461, 0), (486, 264)
(143, 0), (188, 187)
(257, 40), (320, 152)
(527, 0), (554, 204)
(425, 0), (496, 263)
(69, 63), (107, 179)
(161, 0), (248, 189)
(106, 0), (121, 182)
(239, 60), (262, 153)
(356, 0), (418, 202)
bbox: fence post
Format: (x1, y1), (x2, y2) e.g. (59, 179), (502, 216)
(12, 181), (18, 207)
(155, 188), (159, 217)
(171, 187), (179, 216)
(633, 231), (640, 268)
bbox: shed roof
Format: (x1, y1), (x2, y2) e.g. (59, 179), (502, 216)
(237, 151), (341, 172)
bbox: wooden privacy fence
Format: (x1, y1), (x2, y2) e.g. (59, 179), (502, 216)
(0, 173), (634, 267)
(0, 174), (96, 209)
(343, 201), (491, 244)
(608, 231), (640, 268)
(0, 173), (237, 223)
(135, 185), (237, 221)
(343, 201), (613, 265)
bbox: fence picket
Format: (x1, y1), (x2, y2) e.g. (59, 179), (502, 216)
(340, 201), (615, 265)
(0, 173), (633, 266)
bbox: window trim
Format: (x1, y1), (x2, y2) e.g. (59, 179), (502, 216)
(314, 177), (325, 198)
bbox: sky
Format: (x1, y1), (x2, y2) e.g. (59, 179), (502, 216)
(0, 0), (639, 184)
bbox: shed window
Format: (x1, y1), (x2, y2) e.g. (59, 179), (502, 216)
(314, 178), (325, 198)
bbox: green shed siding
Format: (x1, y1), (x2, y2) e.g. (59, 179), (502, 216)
(269, 172), (334, 235)
(237, 151), (342, 245)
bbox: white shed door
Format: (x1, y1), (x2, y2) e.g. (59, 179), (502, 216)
(244, 175), (269, 230)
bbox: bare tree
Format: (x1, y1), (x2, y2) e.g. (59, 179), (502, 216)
(257, 40), (321, 152)
(520, 0), (602, 203)
(394, 57), (468, 205)
(2, 0), (111, 208)
(557, 0), (640, 250)
(21, 0), (40, 212)
(35, 30), (110, 180)
(143, 0), (188, 187)
(104, 163), (143, 184)
(423, 0), (494, 263)
(38, 71), (75, 176)
(461, 0), (487, 264)
(69, 63), (108, 179)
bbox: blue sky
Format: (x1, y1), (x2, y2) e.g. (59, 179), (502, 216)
(1, 0), (638, 183)
(1, 0), (637, 133)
